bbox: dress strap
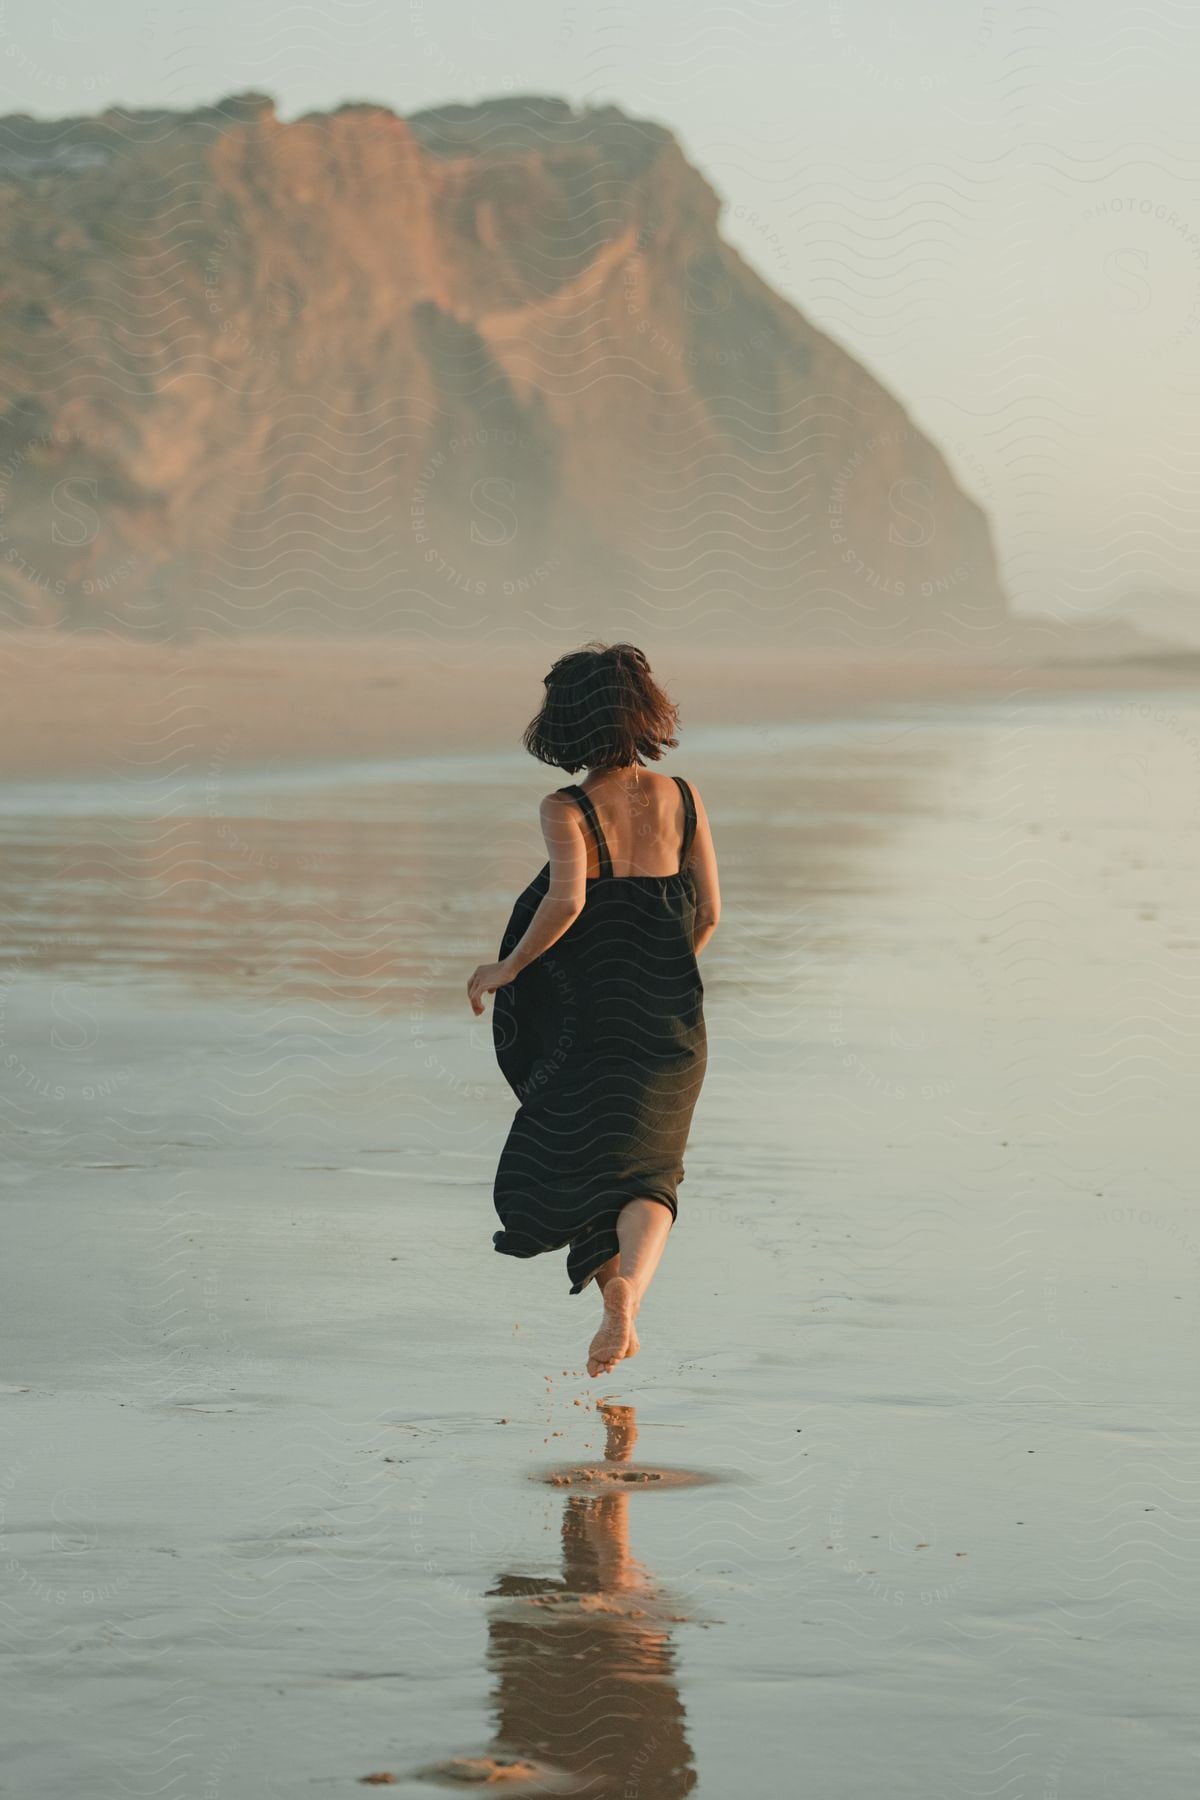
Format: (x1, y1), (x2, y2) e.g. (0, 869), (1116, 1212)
(560, 785), (613, 879)
(672, 776), (697, 872)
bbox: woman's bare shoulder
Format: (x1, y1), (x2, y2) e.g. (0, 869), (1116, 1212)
(539, 785), (577, 811)
(538, 787), (584, 831)
(671, 772), (708, 810)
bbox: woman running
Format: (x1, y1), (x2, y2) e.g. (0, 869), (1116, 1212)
(467, 642), (719, 1378)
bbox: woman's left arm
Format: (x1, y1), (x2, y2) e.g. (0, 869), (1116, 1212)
(467, 793), (587, 1015)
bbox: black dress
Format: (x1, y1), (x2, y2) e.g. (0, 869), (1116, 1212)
(492, 777), (708, 1293)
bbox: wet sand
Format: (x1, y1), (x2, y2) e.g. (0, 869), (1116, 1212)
(2, 692), (1199, 1796)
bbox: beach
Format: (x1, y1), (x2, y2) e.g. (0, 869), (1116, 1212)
(2, 652), (1199, 1797)
(0, 627), (1196, 780)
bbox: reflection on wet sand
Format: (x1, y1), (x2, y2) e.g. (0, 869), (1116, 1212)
(0, 758), (914, 1010)
(431, 1405), (697, 1797)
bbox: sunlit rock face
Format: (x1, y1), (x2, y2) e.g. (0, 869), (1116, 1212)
(0, 93), (1008, 640)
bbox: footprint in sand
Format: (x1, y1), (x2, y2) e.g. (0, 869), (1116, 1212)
(540, 1464), (717, 1490)
(414, 1754), (553, 1787)
(538, 1397), (721, 1491)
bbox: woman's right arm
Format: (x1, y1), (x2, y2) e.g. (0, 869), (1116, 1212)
(688, 783), (720, 955)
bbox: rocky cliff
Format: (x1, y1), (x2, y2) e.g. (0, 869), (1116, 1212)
(0, 93), (1009, 640)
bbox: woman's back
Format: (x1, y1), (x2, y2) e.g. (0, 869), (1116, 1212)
(569, 770), (720, 936)
(573, 769), (690, 879)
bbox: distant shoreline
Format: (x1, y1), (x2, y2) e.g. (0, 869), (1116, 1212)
(2, 629), (1197, 781)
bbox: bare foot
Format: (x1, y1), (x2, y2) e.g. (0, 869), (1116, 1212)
(587, 1276), (638, 1378)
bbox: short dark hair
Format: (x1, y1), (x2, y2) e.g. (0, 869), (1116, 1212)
(522, 641), (680, 773)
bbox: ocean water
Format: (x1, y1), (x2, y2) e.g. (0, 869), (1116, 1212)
(2, 690), (1198, 1798)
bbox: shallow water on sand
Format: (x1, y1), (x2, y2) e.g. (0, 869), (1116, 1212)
(2, 692), (1199, 1797)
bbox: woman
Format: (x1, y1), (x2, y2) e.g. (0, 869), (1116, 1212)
(467, 642), (720, 1379)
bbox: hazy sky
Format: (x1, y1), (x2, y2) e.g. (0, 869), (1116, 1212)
(5, 0), (1199, 616)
